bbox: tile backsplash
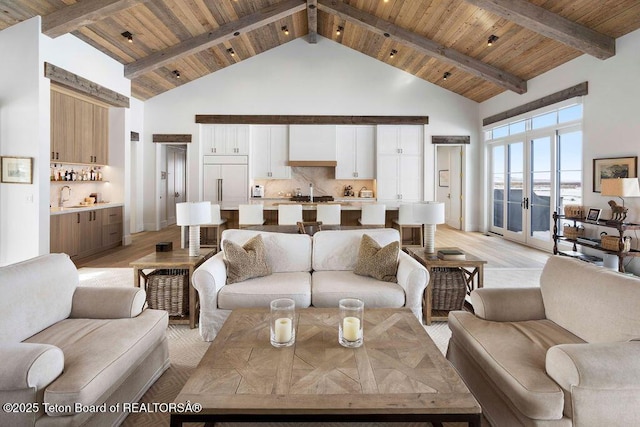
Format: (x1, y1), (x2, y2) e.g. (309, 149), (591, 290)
(254, 167), (375, 198)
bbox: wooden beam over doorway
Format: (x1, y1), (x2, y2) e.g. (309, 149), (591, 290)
(125, 0), (306, 79)
(464, 0), (615, 60)
(317, 0), (527, 95)
(152, 134), (192, 143)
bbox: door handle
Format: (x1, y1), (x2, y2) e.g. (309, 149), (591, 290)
(217, 179), (223, 202)
(522, 197), (529, 209)
(175, 192), (180, 198)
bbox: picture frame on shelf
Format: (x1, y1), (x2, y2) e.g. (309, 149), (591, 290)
(586, 208), (602, 222)
(593, 156), (637, 193)
(438, 170), (449, 187)
(1, 156), (33, 184)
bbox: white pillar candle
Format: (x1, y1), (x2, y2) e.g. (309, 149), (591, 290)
(274, 318), (292, 343)
(342, 317), (361, 341)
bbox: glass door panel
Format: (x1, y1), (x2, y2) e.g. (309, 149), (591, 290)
(529, 136), (553, 247)
(506, 142), (524, 240)
(492, 145), (504, 229)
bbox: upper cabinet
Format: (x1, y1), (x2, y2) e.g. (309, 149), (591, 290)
(51, 88), (109, 165)
(289, 125), (337, 164)
(201, 125), (249, 155)
(336, 126), (375, 179)
(251, 125), (290, 179)
(376, 125), (423, 202)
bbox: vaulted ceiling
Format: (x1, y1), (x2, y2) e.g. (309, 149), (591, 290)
(2, 0), (639, 103)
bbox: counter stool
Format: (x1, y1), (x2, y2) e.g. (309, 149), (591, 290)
(392, 203), (423, 248)
(358, 204), (386, 228)
(316, 204), (341, 225)
(239, 204), (265, 228)
(200, 204), (227, 252)
(278, 204), (303, 225)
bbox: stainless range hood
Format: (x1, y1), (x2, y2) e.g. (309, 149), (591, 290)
(288, 125), (337, 167)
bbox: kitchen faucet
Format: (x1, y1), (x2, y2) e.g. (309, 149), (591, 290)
(309, 183), (313, 202)
(59, 185), (71, 207)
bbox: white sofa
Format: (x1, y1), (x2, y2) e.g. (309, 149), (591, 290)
(193, 228), (429, 341)
(0, 253), (170, 426)
(447, 256), (640, 426)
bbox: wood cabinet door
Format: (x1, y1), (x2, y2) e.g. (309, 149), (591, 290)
(75, 98), (94, 164)
(93, 105), (109, 165)
(50, 213), (79, 257)
(50, 91), (75, 162)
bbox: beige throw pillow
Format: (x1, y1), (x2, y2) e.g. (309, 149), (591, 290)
(223, 235), (271, 284)
(354, 234), (399, 282)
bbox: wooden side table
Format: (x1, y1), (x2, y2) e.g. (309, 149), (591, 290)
(406, 247), (487, 325)
(130, 248), (215, 328)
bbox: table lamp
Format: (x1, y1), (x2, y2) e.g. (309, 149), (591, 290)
(601, 178), (640, 223)
(414, 202), (445, 254)
(176, 201), (211, 256)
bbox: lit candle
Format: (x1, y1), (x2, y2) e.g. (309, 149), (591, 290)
(274, 318), (292, 343)
(342, 317), (361, 341)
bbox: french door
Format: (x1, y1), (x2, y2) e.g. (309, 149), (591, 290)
(490, 133), (554, 250)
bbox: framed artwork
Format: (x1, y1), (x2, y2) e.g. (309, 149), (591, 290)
(592, 156), (637, 192)
(1, 156), (33, 184)
(438, 170), (449, 187)
(586, 208), (601, 222)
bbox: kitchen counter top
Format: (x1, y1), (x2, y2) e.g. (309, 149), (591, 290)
(50, 202), (124, 215)
(221, 200), (399, 211)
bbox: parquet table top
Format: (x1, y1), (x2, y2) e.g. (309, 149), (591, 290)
(171, 308), (481, 425)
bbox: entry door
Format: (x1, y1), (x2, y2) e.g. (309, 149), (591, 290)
(166, 145), (186, 225)
(436, 145), (462, 229)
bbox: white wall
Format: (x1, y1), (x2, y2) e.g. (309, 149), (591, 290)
(0, 17), (131, 265)
(144, 36), (480, 230)
(129, 98), (145, 234)
(480, 28), (640, 273)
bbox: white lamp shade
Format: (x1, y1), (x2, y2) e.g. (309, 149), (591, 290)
(413, 202), (445, 224)
(601, 178), (640, 197)
(176, 201), (211, 226)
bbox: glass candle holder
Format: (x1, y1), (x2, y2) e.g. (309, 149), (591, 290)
(270, 298), (295, 348)
(339, 298), (364, 348)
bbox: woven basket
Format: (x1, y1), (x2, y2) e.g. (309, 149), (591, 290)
(431, 267), (467, 311)
(600, 235), (630, 252)
(563, 225), (585, 240)
(564, 205), (585, 219)
(146, 269), (189, 316)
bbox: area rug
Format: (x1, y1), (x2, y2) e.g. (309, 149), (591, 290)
(79, 267), (540, 426)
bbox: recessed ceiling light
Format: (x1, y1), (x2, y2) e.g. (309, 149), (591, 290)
(443, 72), (451, 80)
(121, 31), (133, 43)
(172, 70), (181, 79)
(282, 26), (289, 35)
(487, 35), (499, 47)
(336, 26), (343, 36)
(389, 49), (397, 58)
(227, 48), (235, 57)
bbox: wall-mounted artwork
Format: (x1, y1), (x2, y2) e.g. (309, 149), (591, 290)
(1, 156), (33, 184)
(592, 156), (637, 192)
(439, 170), (450, 187)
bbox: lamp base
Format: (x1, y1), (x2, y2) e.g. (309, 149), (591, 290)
(424, 223), (436, 254)
(188, 225), (201, 257)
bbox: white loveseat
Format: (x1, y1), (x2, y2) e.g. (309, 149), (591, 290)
(192, 228), (429, 341)
(0, 253), (170, 426)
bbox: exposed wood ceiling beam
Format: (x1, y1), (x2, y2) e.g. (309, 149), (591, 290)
(125, 0), (306, 79)
(307, 0), (318, 44)
(42, 0), (149, 38)
(317, 0), (526, 94)
(464, 0), (615, 59)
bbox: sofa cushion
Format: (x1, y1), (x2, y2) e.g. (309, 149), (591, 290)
(0, 253), (78, 343)
(448, 311), (585, 420)
(218, 272), (312, 309)
(223, 235), (271, 284)
(24, 309), (167, 415)
(311, 271), (405, 308)
(312, 229), (400, 271)
(221, 230), (312, 273)
(354, 234), (399, 282)
(540, 256), (640, 343)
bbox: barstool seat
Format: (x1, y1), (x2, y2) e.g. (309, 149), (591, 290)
(358, 204), (386, 228)
(239, 204), (265, 228)
(316, 204), (341, 225)
(201, 203), (227, 252)
(278, 204), (303, 225)
(392, 204), (423, 248)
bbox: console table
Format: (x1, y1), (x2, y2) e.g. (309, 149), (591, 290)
(406, 247), (487, 325)
(130, 248), (215, 328)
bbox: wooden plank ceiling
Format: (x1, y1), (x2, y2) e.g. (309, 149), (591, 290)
(1, 0), (639, 103)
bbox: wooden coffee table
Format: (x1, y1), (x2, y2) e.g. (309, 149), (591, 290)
(170, 307), (481, 426)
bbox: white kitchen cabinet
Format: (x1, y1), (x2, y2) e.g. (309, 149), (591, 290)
(251, 125), (290, 179)
(376, 125), (423, 202)
(336, 126), (375, 179)
(203, 156), (248, 202)
(289, 125), (337, 163)
(201, 125), (249, 155)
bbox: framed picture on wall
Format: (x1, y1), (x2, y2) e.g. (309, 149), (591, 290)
(439, 170), (449, 187)
(593, 156), (637, 192)
(1, 156), (33, 184)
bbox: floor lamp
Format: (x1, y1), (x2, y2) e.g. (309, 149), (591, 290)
(414, 202), (445, 254)
(176, 202), (211, 256)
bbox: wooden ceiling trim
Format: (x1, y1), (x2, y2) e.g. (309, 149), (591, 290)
(42, 0), (151, 38)
(464, 0), (615, 60)
(124, 0), (306, 79)
(483, 81), (588, 126)
(195, 115), (429, 125)
(45, 63), (130, 108)
(307, 0), (318, 43)
(152, 134), (192, 143)
(317, 0), (527, 95)
(432, 135), (471, 145)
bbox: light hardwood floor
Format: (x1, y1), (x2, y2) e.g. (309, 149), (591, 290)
(75, 225), (550, 269)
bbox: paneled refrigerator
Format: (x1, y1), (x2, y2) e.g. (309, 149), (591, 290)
(203, 155), (248, 203)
